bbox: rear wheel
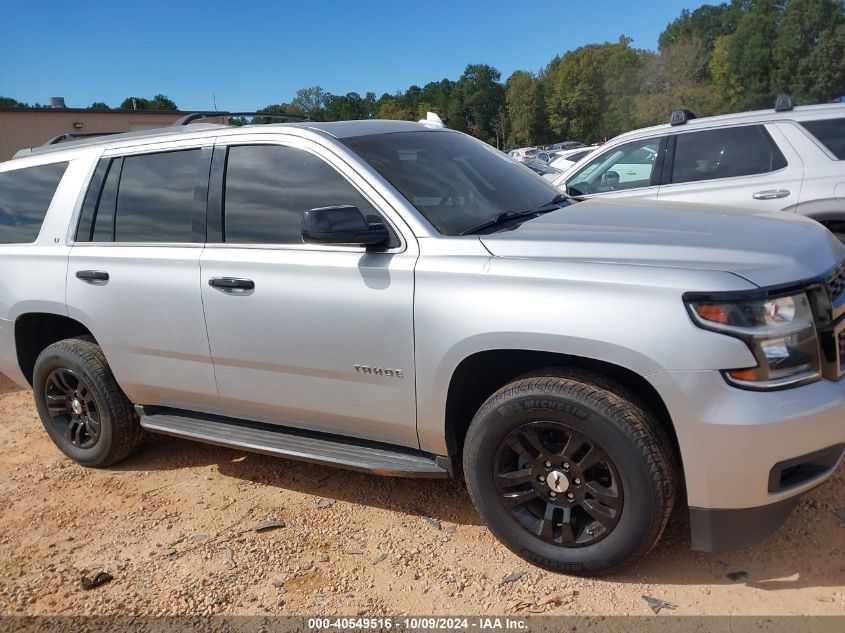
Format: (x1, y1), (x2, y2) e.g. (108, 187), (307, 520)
(33, 338), (141, 467)
(463, 370), (676, 575)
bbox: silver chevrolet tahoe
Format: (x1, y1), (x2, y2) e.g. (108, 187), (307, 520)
(1, 118), (843, 575)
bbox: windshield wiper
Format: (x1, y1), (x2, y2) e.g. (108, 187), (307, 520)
(461, 194), (571, 236)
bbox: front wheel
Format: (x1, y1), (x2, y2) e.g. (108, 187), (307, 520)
(33, 338), (141, 467)
(463, 370), (676, 575)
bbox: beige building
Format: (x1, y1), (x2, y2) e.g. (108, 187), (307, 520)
(0, 108), (227, 161)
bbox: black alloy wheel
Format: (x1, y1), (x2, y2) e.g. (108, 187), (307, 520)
(495, 421), (623, 547)
(43, 368), (102, 449)
(33, 337), (141, 467)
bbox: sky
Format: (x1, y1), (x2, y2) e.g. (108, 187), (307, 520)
(1, 0), (709, 112)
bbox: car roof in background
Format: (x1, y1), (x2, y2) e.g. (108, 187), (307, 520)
(612, 102), (845, 144)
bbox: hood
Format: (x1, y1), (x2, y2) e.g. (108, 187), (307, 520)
(479, 198), (845, 288)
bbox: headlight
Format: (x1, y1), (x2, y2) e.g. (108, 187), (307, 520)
(686, 292), (821, 390)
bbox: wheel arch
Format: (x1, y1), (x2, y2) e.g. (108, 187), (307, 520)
(800, 209), (845, 237)
(443, 349), (682, 476)
(14, 312), (96, 386)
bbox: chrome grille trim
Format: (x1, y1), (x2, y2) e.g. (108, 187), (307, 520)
(827, 258), (845, 311)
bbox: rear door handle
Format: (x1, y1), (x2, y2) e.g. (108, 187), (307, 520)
(752, 189), (790, 200)
(76, 270), (109, 283)
(209, 277), (255, 292)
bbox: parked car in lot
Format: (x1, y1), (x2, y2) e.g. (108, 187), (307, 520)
(549, 146), (597, 171)
(522, 159), (563, 181)
(547, 141), (586, 151)
(1, 118), (843, 575)
(554, 98), (845, 242)
(508, 147), (539, 162)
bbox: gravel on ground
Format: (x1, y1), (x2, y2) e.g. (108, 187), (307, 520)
(1, 373), (843, 617)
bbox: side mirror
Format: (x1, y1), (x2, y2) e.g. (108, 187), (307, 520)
(301, 205), (389, 248)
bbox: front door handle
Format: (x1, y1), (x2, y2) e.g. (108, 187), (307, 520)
(76, 270), (109, 283)
(209, 277), (255, 292)
(752, 189), (790, 200)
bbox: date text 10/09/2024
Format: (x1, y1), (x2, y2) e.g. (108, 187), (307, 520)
(307, 617), (528, 630)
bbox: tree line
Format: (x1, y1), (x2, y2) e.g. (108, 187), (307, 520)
(249, 0), (845, 148)
(3, 0), (843, 149)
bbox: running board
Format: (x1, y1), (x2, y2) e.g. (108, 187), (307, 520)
(137, 408), (451, 478)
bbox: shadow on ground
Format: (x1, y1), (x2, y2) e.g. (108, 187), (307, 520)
(114, 432), (845, 590)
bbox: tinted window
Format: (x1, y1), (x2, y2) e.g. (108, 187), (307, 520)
(0, 162), (68, 244)
(114, 150), (202, 243)
(568, 149), (591, 162)
(567, 138), (660, 196)
(223, 145), (378, 244)
(93, 159), (121, 242)
(343, 131), (563, 236)
(801, 118), (845, 159)
(671, 125), (787, 184)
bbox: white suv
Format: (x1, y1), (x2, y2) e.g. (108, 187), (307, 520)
(553, 99), (845, 241)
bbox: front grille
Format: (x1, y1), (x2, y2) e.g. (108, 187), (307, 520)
(813, 258), (845, 380)
(839, 329), (845, 371)
(826, 258), (845, 310)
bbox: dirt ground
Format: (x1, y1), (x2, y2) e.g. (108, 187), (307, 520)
(0, 372), (843, 618)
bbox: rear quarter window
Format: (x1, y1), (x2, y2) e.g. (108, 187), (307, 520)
(0, 162), (68, 244)
(800, 118), (845, 159)
(670, 125), (786, 184)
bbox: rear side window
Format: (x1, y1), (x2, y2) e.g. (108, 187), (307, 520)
(77, 150), (205, 243)
(0, 162), (68, 244)
(115, 150), (203, 242)
(222, 145), (379, 244)
(801, 118), (845, 159)
(670, 125), (787, 184)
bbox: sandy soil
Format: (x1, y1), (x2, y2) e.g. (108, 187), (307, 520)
(0, 372), (843, 617)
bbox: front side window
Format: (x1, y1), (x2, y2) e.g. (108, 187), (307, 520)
(343, 131), (563, 236)
(800, 118), (845, 159)
(113, 149), (203, 243)
(0, 162), (68, 244)
(670, 125), (787, 184)
(222, 145), (381, 244)
(565, 138), (660, 196)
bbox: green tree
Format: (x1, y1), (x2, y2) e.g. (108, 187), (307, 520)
(252, 103), (295, 124)
(505, 70), (546, 147)
(799, 22), (845, 101)
(118, 94), (178, 110)
(547, 38), (641, 142)
(453, 64), (505, 144)
(724, 0), (781, 109)
(709, 34), (744, 109)
(289, 86), (329, 117)
(0, 96), (21, 107)
(772, 0), (845, 102)
(376, 97), (411, 120)
(88, 101), (111, 110)
(659, 1), (743, 52)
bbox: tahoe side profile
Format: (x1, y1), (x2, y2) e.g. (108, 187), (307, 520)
(0, 118), (843, 575)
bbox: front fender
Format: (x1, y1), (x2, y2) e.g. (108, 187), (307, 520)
(413, 254), (758, 455)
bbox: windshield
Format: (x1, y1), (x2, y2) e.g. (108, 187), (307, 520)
(342, 131), (563, 236)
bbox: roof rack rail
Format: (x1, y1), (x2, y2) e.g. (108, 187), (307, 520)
(774, 94), (794, 112)
(44, 131), (120, 146)
(670, 109), (697, 126)
(172, 111), (314, 126)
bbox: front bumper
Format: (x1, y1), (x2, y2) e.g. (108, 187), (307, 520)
(649, 370), (845, 551)
(688, 496), (802, 552)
